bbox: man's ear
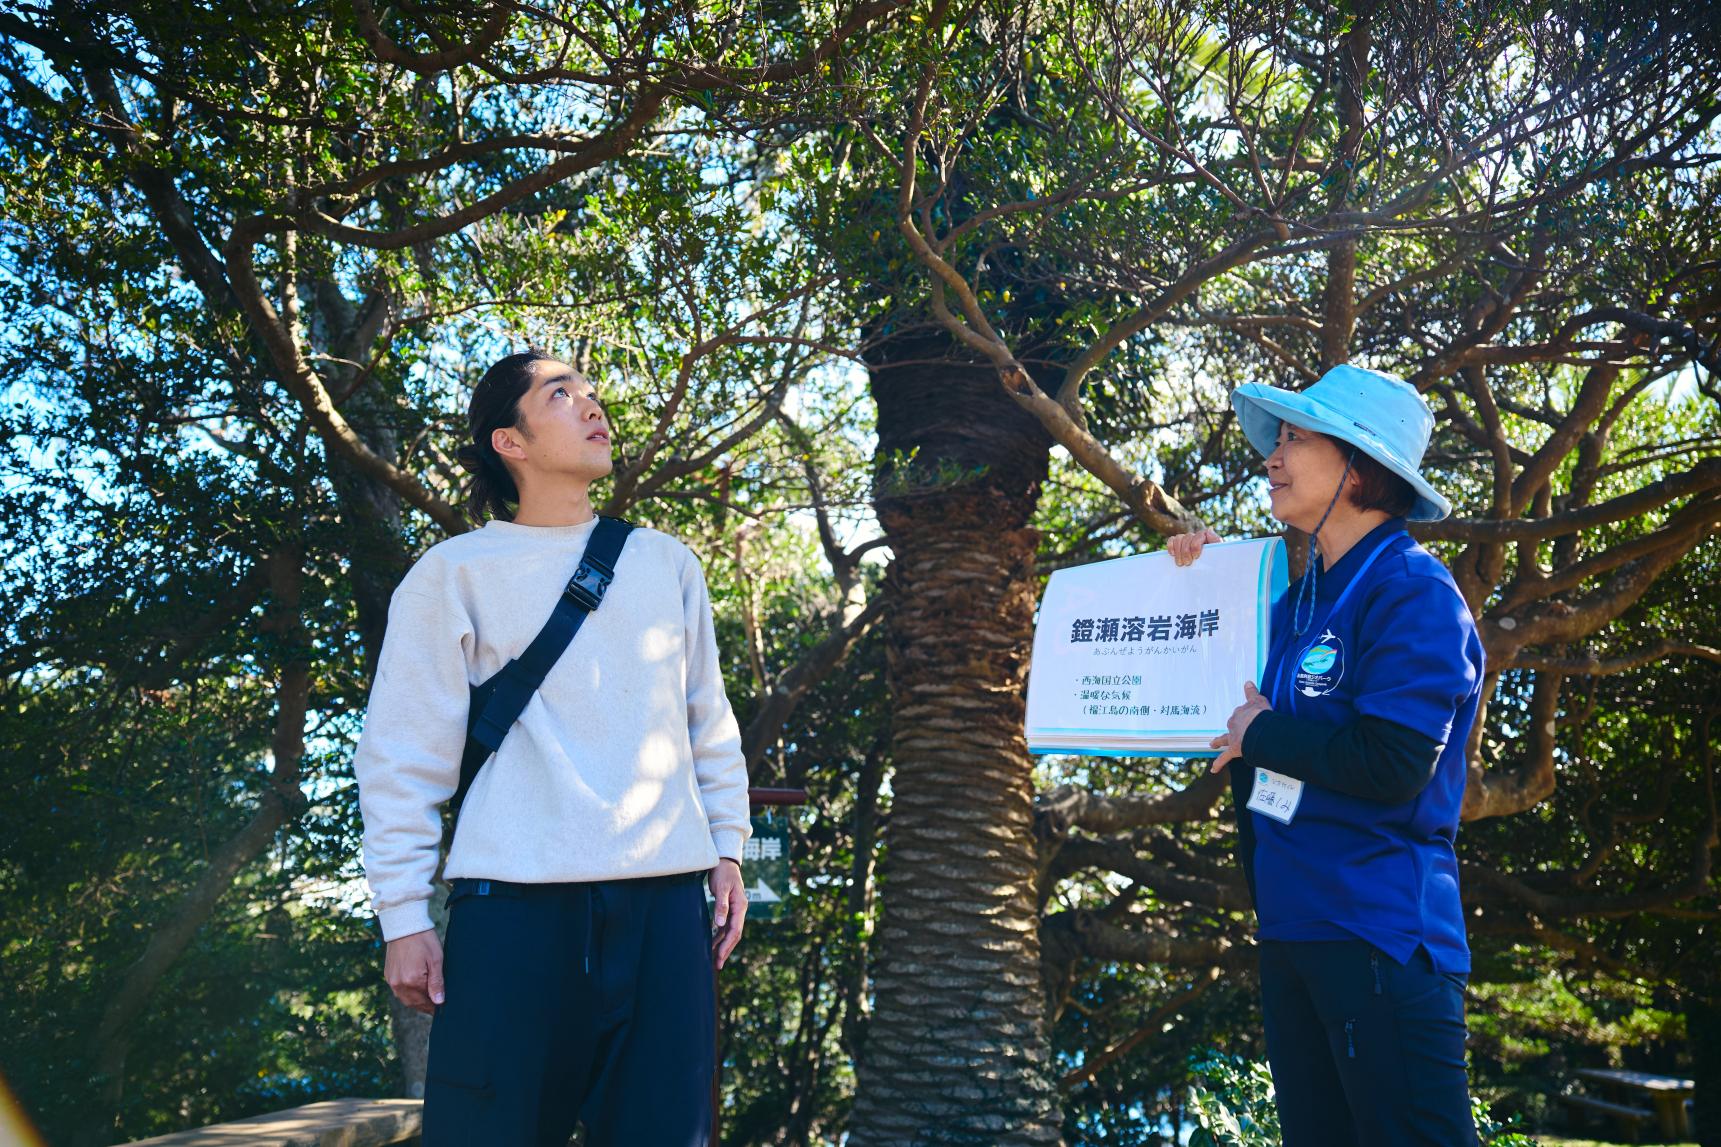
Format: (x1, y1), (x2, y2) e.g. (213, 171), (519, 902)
(491, 423), (528, 465)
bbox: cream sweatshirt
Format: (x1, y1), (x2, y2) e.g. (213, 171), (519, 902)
(354, 516), (752, 941)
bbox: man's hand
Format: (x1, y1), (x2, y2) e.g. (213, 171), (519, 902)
(708, 857), (748, 970)
(1209, 680), (1272, 774)
(385, 928), (445, 1015)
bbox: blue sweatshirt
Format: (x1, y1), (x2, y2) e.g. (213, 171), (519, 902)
(1231, 518), (1484, 973)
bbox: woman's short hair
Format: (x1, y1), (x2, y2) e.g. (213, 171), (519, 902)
(454, 350), (553, 525)
(1347, 450), (1419, 517)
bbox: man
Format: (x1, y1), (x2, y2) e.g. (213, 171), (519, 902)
(355, 350), (750, 1145)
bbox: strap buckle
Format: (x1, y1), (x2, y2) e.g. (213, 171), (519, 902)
(563, 558), (612, 611)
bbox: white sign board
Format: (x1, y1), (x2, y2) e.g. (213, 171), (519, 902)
(1025, 537), (1287, 756)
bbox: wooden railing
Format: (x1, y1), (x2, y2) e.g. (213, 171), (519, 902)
(122, 1099), (420, 1147)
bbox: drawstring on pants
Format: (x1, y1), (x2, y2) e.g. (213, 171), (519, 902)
(584, 886), (594, 975)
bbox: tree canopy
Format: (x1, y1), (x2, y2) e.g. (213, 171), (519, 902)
(1, 2), (1717, 1145)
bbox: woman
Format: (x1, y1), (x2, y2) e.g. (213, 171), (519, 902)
(1170, 364), (1484, 1146)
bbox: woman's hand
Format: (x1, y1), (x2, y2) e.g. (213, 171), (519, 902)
(1168, 527), (1223, 566)
(1209, 681), (1272, 773)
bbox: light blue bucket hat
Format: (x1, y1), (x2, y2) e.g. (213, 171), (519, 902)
(1230, 364), (1451, 521)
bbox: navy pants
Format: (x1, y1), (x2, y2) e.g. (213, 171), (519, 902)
(423, 872), (715, 1147)
(1259, 939), (1476, 1147)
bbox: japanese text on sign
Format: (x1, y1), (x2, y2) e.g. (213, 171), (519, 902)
(1069, 609), (1220, 643)
(742, 837), (783, 861)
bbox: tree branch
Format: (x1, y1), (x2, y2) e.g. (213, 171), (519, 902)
(1413, 456), (1721, 543)
(1036, 770), (1230, 842)
(1040, 908), (1245, 972)
(1463, 668), (1562, 820)
(1058, 969), (1221, 1091)
(741, 598), (886, 771)
(222, 220), (468, 534)
(1504, 640), (1721, 676)
(1053, 836), (1252, 913)
(350, 0), (515, 76)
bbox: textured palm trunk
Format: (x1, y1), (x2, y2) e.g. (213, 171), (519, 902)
(848, 332), (1062, 1146)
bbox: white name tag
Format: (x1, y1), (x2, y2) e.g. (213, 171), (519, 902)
(1247, 768), (1304, 825)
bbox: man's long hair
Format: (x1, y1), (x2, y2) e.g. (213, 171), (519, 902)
(454, 350), (553, 525)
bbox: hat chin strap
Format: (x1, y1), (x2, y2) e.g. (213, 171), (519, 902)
(1290, 449), (1357, 636)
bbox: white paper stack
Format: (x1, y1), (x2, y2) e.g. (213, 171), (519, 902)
(1025, 537), (1287, 757)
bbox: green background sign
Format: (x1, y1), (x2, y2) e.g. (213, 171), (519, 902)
(739, 815), (791, 922)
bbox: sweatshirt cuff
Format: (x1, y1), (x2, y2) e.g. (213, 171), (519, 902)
(1241, 710), (1326, 778)
(377, 899), (436, 942)
(710, 827), (747, 864)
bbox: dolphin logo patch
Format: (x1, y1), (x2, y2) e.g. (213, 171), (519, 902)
(1294, 630), (1345, 697)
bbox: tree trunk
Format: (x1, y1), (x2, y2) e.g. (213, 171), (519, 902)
(848, 330), (1062, 1145)
(309, 280), (412, 678)
(305, 281), (432, 1090)
(1688, 992), (1721, 1147)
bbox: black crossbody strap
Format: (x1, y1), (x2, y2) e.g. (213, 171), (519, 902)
(453, 516), (634, 812)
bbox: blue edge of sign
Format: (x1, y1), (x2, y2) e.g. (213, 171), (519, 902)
(1029, 538), (1290, 762)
